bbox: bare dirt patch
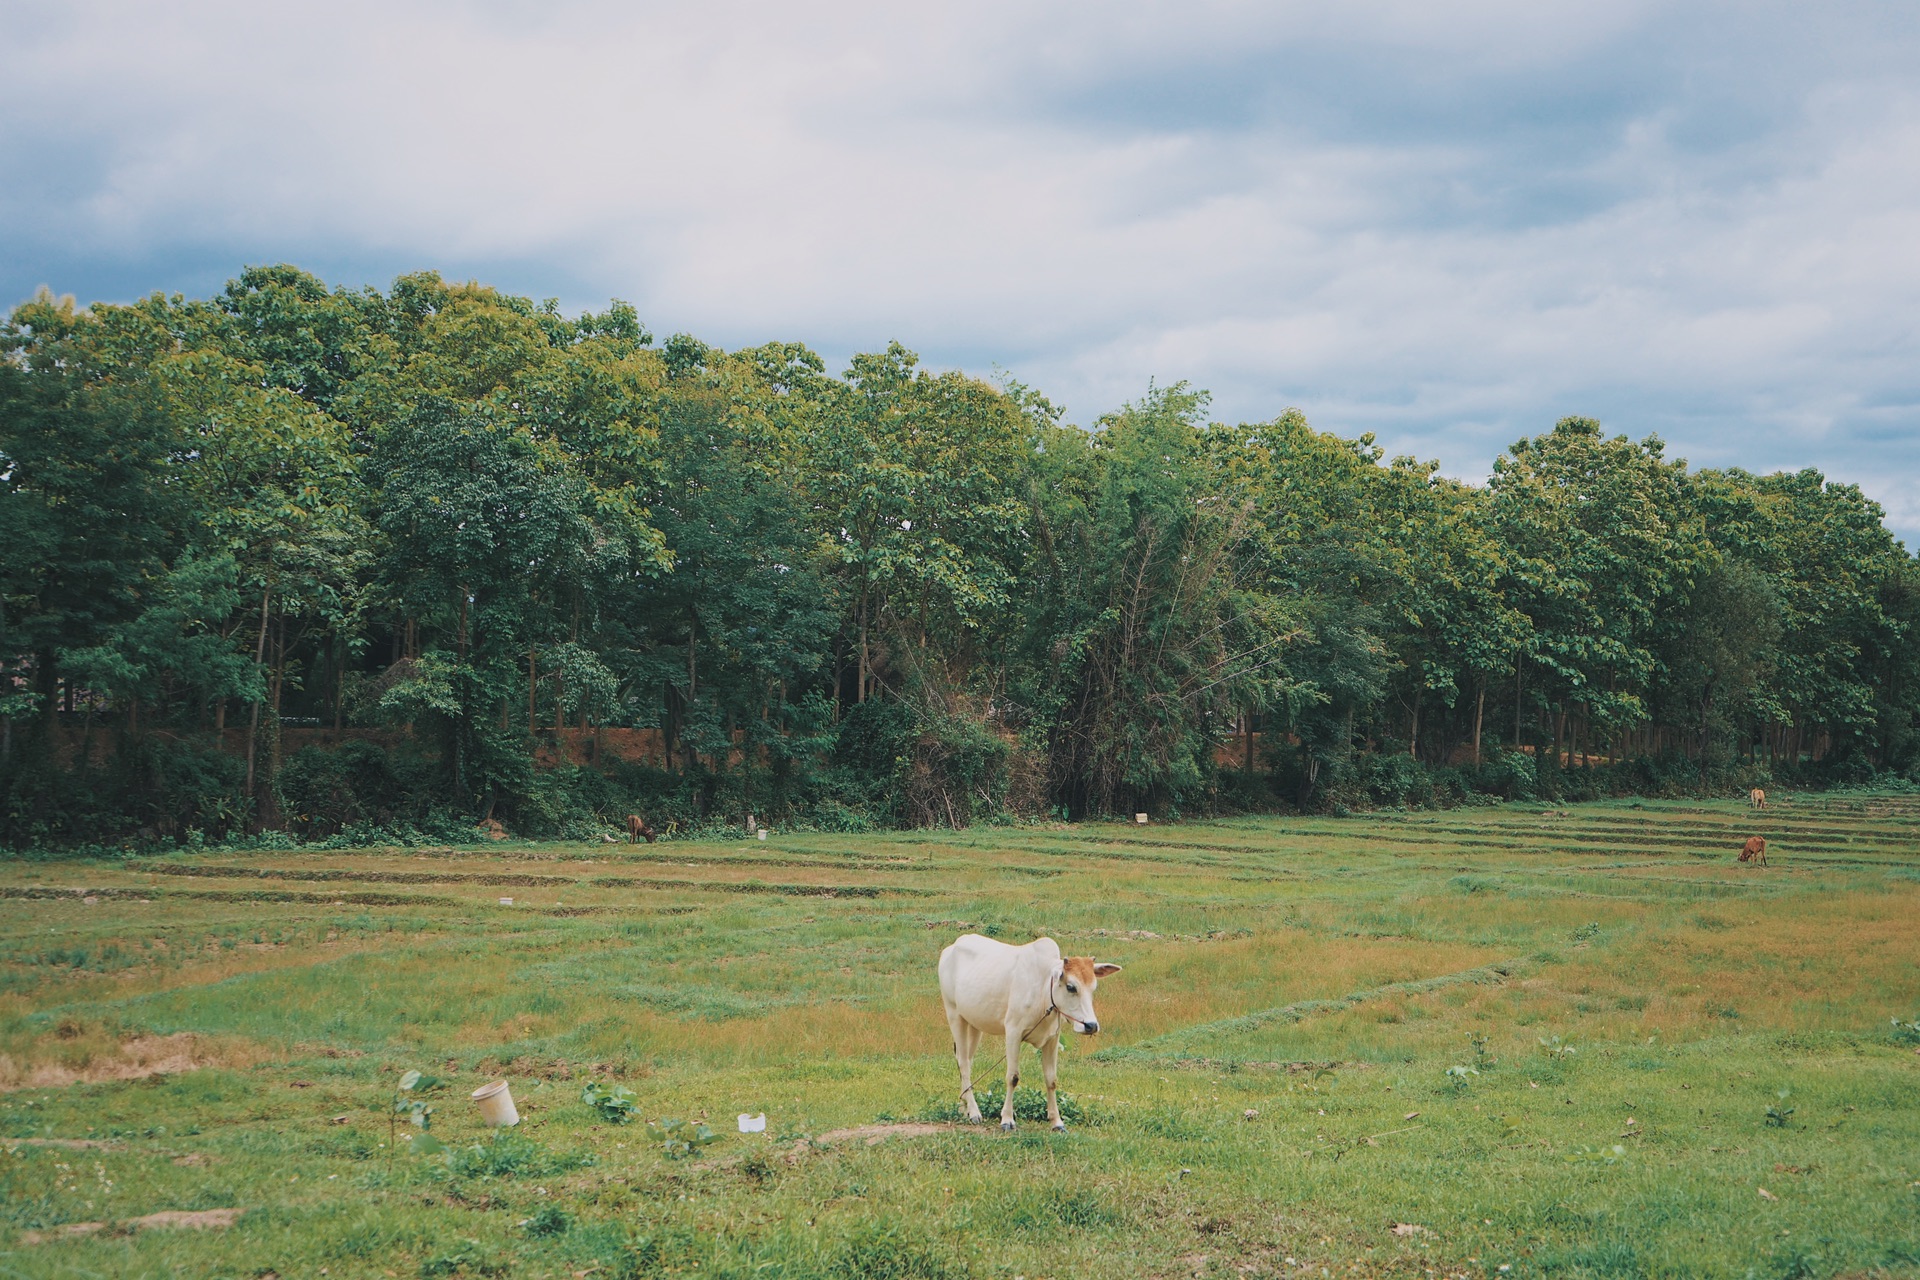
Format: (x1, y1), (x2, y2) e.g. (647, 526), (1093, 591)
(20, 1207), (242, 1245)
(0, 1032), (252, 1090)
(811, 1122), (956, 1145)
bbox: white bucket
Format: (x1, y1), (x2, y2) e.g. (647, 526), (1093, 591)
(499, 897), (514, 906)
(471, 1080), (520, 1127)
(1135, 812), (1149, 824)
(737, 1112), (767, 1133)
(757, 829), (768, 841)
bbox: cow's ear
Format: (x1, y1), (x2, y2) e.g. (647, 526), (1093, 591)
(1093, 962), (1122, 977)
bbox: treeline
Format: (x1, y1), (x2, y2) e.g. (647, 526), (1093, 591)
(2, 266), (1917, 846)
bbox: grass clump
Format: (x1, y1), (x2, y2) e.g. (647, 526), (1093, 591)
(915, 1086), (1087, 1125)
(828, 1218), (971, 1280)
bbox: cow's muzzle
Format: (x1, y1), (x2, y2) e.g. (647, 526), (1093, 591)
(1079, 1020), (1099, 1035)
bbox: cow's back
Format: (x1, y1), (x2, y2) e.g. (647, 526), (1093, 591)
(940, 934), (1058, 1031)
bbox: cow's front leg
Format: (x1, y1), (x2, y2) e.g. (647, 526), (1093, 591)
(950, 1015), (983, 1123)
(1000, 1024), (1023, 1131)
(1041, 1031), (1064, 1131)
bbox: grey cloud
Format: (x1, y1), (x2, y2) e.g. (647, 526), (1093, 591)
(3, 0), (1918, 543)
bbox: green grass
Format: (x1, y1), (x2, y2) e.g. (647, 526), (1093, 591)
(2, 793), (1918, 1278)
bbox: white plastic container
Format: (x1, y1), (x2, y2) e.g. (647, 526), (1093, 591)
(471, 1080), (520, 1127)
(738, 1112), (767, 1133)
(499, 897), (514, 906)
(1135, 812), (1149, 824)
(757, 829), (768, 841)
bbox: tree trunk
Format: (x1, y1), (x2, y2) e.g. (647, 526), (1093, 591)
(1552, 704), (1565, 772)
(572, 593), (586, 739)
(38, 651), (58, 734)
(1408, 681), (1421, 760)
(857, 590), (869, 704)
(662, 685), (678, 770)
(831, 633), (844, 723)
(268, 613), (286, 793)
(243, 584), (272, 824)
(1244, 709), (1256, 775)
(528, 646), (538, 736)
(682, 610), (698, 771)
(1513, 662), (1523, 757)
(1472, 679), (1485, 765)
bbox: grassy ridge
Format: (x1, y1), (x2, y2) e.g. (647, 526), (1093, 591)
(0, 796), (1917, 1278)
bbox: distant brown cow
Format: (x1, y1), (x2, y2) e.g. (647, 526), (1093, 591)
(1737, 836), (1768, 866)
(626, 814), (658, 844)
(1749, 788), (1768, 810)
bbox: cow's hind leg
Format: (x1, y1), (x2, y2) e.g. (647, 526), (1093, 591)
(999, 1023), (1023, 1131)
(1041, 1032), (1064, 1132)
(947, 1007), (983, 1123)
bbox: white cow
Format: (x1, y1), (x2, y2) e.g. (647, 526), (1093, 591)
(937, 934), (1120, 1131)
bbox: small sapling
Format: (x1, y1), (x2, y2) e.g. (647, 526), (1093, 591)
(390, 1069), (446, 1158)
(581, 1081), (639, 1124)
(652, 1116), (721, 1159)
(1469, 1032), (1496, 1071)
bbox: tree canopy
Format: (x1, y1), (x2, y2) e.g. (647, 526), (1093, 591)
(4, 267), (1916, 845)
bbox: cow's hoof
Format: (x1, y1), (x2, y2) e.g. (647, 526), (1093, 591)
(1000, 1120), (1016, 1132)
(1051, 1122), (1067, 1133)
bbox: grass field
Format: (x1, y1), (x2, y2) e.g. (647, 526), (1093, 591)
(2, 795), (1918, 1279)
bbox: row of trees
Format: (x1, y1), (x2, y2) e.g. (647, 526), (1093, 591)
(3, 266), (1916, 844)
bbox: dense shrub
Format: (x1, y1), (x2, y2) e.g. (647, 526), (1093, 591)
(277, 739), (437, 837)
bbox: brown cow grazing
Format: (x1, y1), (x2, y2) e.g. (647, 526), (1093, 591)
(1749, 788), (1768, 810)
(626, 814), (658, 844)
(1738, 836), (1768, 866)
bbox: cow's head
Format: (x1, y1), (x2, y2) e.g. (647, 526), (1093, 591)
(1052, 957), (1122, 1034)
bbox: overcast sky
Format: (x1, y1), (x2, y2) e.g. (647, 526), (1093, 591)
(5, 1), (1919, 544)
